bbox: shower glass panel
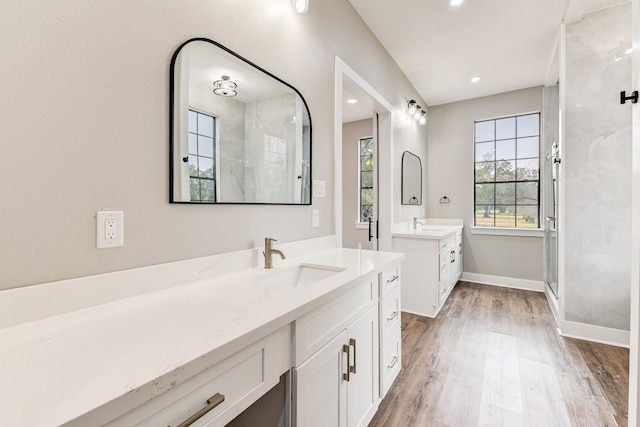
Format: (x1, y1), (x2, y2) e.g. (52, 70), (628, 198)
(544, 143), (559, 297)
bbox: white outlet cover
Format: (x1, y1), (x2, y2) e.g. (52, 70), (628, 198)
(96, 211), (124, 248)
(312, 209), (319, 227)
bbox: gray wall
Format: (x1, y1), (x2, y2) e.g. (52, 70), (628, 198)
(426, 87), (544, 281)
(564, 3), (632, 330)
(0, 0), (426, 290)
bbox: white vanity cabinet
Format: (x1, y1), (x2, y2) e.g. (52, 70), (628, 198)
(79, 325), (292, 427)
(378, 263), (402, 397)
(394, 227), (462, 318)
(293, 278), (379, 427)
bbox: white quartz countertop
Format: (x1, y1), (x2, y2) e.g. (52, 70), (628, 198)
(0, 247), (403, 427)
(391, 223), (463, 239)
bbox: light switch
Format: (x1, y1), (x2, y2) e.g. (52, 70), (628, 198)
(313, 180), (326, 198)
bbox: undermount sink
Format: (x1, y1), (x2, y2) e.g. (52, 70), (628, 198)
(260, 263), (346, 288)
(419, 226), (445, 232)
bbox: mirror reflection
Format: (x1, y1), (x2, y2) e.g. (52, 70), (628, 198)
(401, 151), (422, 205)
(170, 39), (312, 204)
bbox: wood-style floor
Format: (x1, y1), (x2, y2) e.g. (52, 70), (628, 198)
(369, 281), (629, 427)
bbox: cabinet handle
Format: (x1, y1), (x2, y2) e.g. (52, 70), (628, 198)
(343, 344), (351, 381)
(387, 274), (399, 283)
(458, 243), (462, 255)
(388, 355), (399, 369)
(176, 393), (225, 427)
(349, 338), (357, 374)
(387, 310), (399, 321)
(450, 250), (455, 263)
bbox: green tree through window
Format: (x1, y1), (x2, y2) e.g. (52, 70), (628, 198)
(474, 113), (540, 228)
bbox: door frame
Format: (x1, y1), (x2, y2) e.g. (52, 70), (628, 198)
(334, 57), (393, 250)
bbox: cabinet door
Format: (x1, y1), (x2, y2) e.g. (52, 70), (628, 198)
(346, 307), (379, 427)
(294, 330), (348, 427)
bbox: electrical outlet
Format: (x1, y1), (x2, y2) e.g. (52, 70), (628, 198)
(312, 209), (319, 227)
(97, 211), (124, 248)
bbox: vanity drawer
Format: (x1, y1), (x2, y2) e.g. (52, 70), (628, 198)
(380, 329), (401, 397)
(105, 325), (291, 427)
(380, 285), (401, 344)
(294, 278), (377, 366)
(380, 264), (401, 298)
(439, 233), (456, 251)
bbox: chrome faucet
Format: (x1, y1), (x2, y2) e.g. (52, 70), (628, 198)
(264, 237), (286, 269)
(412, 217), (423, 230)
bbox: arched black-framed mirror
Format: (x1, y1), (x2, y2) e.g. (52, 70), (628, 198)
(401, 151), (422, 205)
(170, 38), (312, 205)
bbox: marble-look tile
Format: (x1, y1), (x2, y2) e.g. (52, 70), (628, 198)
(564, 3), (632, 330)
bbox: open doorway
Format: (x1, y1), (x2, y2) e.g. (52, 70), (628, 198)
(334, 58), (393, 251)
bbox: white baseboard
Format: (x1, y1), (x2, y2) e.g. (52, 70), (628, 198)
(559, 320), (630, 348)
(460, 272), (545, 292)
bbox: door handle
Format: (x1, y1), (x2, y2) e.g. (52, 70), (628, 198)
(368, 218), (373, 242)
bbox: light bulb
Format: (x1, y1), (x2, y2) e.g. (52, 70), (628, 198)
(414, 106), (422, 120)
(419, 111), (427, 126)
(408, 100), (417, 116)
(293, 0), (309, 13)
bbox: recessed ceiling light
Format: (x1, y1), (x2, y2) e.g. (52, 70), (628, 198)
(449, 0), (463, 6)
(346, 98), (358, 104)
(470, 76), (481, 83)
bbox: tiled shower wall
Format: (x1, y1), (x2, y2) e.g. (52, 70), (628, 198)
(564, 2), (632, 330)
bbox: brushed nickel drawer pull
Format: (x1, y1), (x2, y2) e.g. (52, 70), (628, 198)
(387, 274), (399, 283)
(343, 344), (351, 381)
(387, 310), (399, 321)
(349, 338), (357, 374)
(176, 393), (225, 427)
(388, 355), (399, 369)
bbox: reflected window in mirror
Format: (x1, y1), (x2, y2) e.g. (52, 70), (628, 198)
(359, 137), (374, 222)
(188, 110), (217, 202)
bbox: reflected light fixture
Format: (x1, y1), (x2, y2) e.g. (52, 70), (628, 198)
(346, 98), (358, 104)
(407, 99), (417, 116)
(470, 75), (481, 83)
(213, 75), (237, 97)
(450, 0), (463, 6)
(293, 0), (309, 13)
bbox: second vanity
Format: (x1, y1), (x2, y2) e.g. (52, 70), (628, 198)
(0, 236), (403, 427)
(392, 219), (463, 318)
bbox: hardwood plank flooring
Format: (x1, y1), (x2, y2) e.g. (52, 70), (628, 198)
(369, 281), (629, 427)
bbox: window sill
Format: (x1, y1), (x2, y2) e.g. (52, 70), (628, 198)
(470, 226), (544, 238)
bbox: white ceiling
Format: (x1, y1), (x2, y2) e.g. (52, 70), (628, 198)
(348, 0), (627, 107)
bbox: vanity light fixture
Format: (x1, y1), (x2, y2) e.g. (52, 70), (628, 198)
(407, 99), (418, 116)
(213, 75), (237, 97)
(293, 0), (309, 13)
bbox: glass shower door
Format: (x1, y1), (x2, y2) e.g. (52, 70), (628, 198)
(544, 142), (559, 297)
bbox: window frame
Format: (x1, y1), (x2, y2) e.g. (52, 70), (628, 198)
(358, 136), (374, 224)
(188, 109), (217, 203)
(473, 112), (542, 231)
